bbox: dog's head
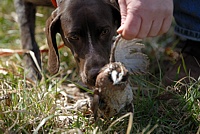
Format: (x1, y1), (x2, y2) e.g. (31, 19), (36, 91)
(46, 0), (120, 86)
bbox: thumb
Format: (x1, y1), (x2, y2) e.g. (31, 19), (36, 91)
(118, 0), (127, 26)
(117, 25), (124, 34)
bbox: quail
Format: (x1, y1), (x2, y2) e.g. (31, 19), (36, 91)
(91, 35), (149, 119)
(92, 62), (133, 119)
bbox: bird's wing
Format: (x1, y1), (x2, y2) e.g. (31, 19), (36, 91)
(114, 37), (149, 75)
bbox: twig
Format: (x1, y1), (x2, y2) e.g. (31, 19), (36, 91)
(0, 43), (65, 57)
(109, 34), (121, 63)
(105, 112), (133, 134)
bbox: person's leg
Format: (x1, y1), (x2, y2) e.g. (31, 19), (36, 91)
(163, 0), (200, 86)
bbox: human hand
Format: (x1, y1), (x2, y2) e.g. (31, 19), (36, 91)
(117, 0), (173, 39)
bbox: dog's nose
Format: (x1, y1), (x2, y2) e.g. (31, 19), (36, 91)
(83, 55), (109, 86)
(86, 68), (101, 86)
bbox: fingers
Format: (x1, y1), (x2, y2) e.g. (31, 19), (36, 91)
(158, 15), (173, 35)
(147, 15), (173, 37)
(118, 0), (127, 25)
(117, 16), (172, 40)
(117, 13), (141, 40)
(147, 20), (163, 37)
(136, 18), (153, 38)
(117, 0), (173, 40)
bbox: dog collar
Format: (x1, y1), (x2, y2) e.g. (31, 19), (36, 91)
(51, 0), (57, 7)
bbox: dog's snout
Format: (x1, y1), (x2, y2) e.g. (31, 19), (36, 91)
(86, 62), (104, 86)
(87, 68), (100, 84)
(84, 57), (108, 86)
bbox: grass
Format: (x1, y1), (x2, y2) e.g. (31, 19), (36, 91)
(0, 0), (200, 133)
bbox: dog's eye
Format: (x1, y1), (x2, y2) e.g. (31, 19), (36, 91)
(68, 34), (79, 41)
(101, 28), (110, 36)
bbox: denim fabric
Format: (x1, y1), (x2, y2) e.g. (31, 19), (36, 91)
(173, 0), (200, 41)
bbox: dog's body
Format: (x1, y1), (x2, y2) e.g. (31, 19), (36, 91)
(19, 0), (52, 6)
(14, 0), (120, 86)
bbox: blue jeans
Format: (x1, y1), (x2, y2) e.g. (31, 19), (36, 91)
(173, 0), (200, 41)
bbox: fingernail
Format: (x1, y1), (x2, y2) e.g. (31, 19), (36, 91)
(117, 26), (123, 33)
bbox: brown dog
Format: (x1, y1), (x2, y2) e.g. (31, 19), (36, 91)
(14, 0), (120, 86)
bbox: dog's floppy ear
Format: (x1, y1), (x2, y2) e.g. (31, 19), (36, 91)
(46, 9), (61, 74)
(105, 0), (120, 11)
(104, 0), (121, 27)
